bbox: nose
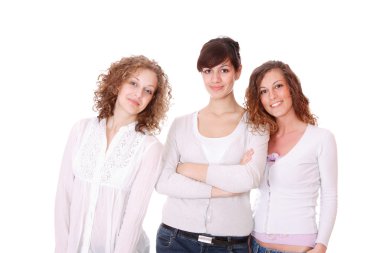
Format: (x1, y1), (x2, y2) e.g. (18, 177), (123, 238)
(135, 87), (144, 98)
(269, 89), (277, 100)
(211, 71), (221, 83)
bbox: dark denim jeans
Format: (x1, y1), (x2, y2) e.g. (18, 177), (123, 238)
(156, 224), (250, 253)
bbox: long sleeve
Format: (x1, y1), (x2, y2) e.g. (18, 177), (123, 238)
(156, 118), (212, 199)
(54, 121), (84, 253)
(114, 139), (163, 253)
(315, 130), (338, 246)
(205, 129), (269, 193)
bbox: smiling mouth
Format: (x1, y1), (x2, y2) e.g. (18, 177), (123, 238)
(210, 86), (223, 91)
(270, 101), (282, 108)
(128, 98), (140, 106)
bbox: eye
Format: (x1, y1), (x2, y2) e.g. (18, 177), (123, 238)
(274, 83), (283, 89)
(221, 68), (229, 73)
(260, 89), (268, 95)
(129, 81), (138, 87)
(202, 69), (211, 74)
(144, 88), (154, 95)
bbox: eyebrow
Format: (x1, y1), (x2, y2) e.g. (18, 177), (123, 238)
(129, 76), (139, 82)
(260, 79), (283, 88)
(220, 61), (232, 67)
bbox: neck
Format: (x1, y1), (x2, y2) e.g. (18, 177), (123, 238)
(275, 113), (306, 137)
(107, 112), (136, 132)
(206, 92), (242, 115)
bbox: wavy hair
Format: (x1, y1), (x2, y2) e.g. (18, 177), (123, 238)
(245, 60), (317, 134)
(93, 55), (172, 134)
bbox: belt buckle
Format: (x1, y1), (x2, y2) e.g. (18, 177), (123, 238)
(198, 235), (213, 244)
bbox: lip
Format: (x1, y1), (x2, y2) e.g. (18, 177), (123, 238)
(270, 101), (282, 108)
(128, 98), (140, 106)
(210, 85), (223, 91)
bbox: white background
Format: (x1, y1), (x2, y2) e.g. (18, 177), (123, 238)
(1, 0), (379, 252)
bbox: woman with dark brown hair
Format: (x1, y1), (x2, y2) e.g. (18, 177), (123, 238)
(55, 55), (171, 253)
(246, 61), (337, 253)
(155, 37), (269, 253)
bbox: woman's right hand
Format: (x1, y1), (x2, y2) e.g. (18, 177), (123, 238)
(240, 149), (254, 165)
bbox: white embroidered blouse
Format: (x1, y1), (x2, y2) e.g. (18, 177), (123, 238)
(55, 118), (163, 253)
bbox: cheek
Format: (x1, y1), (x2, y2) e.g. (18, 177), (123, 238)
(142, 96), (154, 109)
(201, 74), (209, 83)
(283, 86), (292, 98)
(260, 96), (268, 107)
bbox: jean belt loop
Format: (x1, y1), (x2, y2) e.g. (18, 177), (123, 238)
(173, 228), (179, 237)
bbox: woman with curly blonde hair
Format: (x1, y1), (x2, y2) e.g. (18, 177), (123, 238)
(245, 61), (337, 253)
(55, 55), (171, 253)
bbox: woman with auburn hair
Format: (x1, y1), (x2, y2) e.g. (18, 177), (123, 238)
(155, 37), (269, 253)
(55, 55), (171, 253)
(246, 61), (337, 253)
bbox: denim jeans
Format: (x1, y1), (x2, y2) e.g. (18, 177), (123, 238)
(251, 237), (302, 253)
(156, 224), (250, 253)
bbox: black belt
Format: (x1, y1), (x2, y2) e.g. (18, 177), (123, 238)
(161, 223), (249, 247)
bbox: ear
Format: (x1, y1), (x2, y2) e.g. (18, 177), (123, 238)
(235, 65), (242, 80)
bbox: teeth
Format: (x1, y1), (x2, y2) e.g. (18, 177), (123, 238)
(271, 101), (281, 107)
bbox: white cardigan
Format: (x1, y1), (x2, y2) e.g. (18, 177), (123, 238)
(156, 112), (269, 236)
(253, 124), (338, 246)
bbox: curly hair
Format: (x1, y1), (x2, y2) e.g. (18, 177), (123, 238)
(93, 55), (172, 134)
(245, 60), (317, 134)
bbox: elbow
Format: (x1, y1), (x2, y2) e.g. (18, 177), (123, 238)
(155, 179), (166, 194)
(225, 176), (258, 193)
(155, 175), (173, 196)
(233, 170), (262, 192)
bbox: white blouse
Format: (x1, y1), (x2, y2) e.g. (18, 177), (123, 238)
(55, 118), (163, 253)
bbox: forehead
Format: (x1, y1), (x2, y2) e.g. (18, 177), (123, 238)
(260, 69), (285, 86)
(207, 59), (233, 69)
(132, 68), (157, 81)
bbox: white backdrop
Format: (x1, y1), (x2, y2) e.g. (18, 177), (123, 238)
(1, 0), (379, 252)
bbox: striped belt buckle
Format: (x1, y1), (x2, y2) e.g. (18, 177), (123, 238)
(198, 235), (213, 244)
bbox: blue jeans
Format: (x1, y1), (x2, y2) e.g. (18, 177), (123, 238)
(156, 224), (250, 253)
(251, 237), (302, 253)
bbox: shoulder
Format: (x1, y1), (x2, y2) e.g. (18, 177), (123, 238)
(173, 112), (195, 125)
(307, 125), (335, 140)
(143, 134), (162, 147)
(306, 125), (337, 151)
(241, 112), (269, 137)
(141, 134), (164, 155)
(70, 117), (97, 134)
(169, 112), (196, 132)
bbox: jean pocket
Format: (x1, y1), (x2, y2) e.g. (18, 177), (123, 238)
(156, 225), (174, 248)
